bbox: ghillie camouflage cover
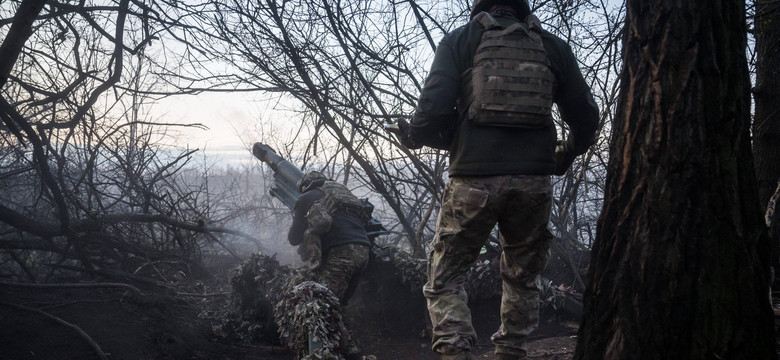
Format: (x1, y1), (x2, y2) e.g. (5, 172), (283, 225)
(214, 254), (293, 343)
(221, 254), (348, 358)
(217, 246), (580, 357)
(274, 281), (346, 360)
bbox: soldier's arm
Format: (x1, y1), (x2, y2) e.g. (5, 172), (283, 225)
(545, 36), (600, 156)
(409, 35), (462, 149)
(287, 190), (323, 246)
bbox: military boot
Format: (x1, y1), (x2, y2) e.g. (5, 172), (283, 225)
(438, 350), (476, 360)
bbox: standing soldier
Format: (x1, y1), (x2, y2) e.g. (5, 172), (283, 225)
(288, 171), (372, 360)
(394, 0), (600, 359)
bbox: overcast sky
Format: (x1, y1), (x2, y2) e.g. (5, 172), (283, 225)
(158, 92), (258, 149)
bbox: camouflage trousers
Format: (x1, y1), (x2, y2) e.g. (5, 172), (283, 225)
(314, 243), (370, 302)
(305, 243), (370, 356)
(423, 175), (553, 358)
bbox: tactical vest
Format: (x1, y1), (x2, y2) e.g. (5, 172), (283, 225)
(299, 180), (366, 270)
(459, 12), (555, 128)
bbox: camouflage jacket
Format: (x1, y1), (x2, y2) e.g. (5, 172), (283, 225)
(409, 11), (600, 176)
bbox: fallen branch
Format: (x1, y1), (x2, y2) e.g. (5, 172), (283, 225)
(0, 205), (270, 253)
(0, 301), (109, 360)
(46, 264), (166, 288)
(0, 238), (56, 251)
(0, 280), (143, 295)
(176, 291), (230, 298)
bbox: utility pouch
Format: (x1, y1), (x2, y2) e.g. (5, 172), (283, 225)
(299, 229), (323, 270)
(306, 201), (333, 233)
(300, 201), (332, 270)
(299, 180), (363, 269)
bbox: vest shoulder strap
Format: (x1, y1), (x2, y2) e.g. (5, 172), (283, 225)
(473, 11), (501, 30)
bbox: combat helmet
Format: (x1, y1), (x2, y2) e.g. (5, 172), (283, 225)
(471, 0), (531, 19)
(297, 171), (328, 193)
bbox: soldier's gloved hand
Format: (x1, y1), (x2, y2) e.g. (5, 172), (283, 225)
(395, 118), (422, 149)
(553, 141), (576, 176)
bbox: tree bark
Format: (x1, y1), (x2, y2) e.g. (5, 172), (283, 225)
(574, 1), (775, 359)
(753, 0), (780, 207)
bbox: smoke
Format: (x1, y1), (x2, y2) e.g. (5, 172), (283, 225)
(180, 157), (301, 265)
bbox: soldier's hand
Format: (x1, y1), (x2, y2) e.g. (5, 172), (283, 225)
(384, 123), (401, 134)
(553, 141), (576, 176)
(386, 118), (422, 149)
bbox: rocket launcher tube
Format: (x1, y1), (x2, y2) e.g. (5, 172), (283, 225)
(251, 142), (389, 239)
(252, 142), (304, 184)
(252, 142), (304, 209)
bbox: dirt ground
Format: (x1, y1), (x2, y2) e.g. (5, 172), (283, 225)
(0, 284), (576, 360)
(0, 255), (580, 360)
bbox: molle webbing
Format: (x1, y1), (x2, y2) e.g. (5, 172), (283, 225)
(300, 181), (366, 269)
(460, 12), (555, 128)
(317, 181), (366, 220)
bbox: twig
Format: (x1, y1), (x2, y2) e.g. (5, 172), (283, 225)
(7, 251), (37, 282)
(254, 345), (289, 352)
(45, 264), (166, 288)
(0, 281), (143, 295)
(528, 348), (575, 358)
(38, 299), (117, 311)
(0, 301), (109, 360)
(204, 232), (243, 261)
(0, 207), (270, 254)
(176, 291), (230, 298)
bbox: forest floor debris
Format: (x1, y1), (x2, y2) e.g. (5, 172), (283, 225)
(0, 252), (586, 360)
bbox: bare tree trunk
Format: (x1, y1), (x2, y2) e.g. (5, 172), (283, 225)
(575, 1), (775, 359)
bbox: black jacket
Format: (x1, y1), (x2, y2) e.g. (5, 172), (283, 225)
(288, 189), (370, 253)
